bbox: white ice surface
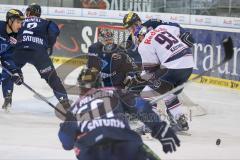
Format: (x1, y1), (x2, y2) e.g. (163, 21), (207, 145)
(1, 64), (240, 160)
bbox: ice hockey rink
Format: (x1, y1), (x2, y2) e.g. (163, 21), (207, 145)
(0, 64), (240, 160)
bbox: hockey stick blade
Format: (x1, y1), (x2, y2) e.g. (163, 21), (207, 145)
(150, 36), (234, 104)
(191, 36), (234, 81)
(223, 36), (234, 61)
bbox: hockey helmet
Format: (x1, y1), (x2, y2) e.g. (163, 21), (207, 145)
(6, 9), (24, 22)
(26, 3), (41, 17)
(77, 67), (102, 91)
(98, 28), (118, 53)
(123, 12), (141, 29)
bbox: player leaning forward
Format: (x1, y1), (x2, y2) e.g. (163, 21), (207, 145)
(0, 9), (24, 110)
(13, 3), (71, 109)
(123, 12), (195, 131)
(58, 68), (178, 160)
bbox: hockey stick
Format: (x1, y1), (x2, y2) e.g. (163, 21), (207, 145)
(0, 64), (67, 117)
(150, 37), (234, 104)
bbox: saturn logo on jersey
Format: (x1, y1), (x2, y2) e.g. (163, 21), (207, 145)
(22, 35), (43, 45)
(87, 119), (125, 131)
(100, 71), (116, 79)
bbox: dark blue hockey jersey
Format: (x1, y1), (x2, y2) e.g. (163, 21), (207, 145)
(0, 20), (17, 70)
(58, 88), (142, 150)
(16, 16), (59, 50)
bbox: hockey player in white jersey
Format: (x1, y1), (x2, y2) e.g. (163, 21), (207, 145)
(123, 12), (194, 130)
(123, 13), (195, 131)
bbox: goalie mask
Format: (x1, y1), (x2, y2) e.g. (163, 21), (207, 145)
(98, 28), (118, 53)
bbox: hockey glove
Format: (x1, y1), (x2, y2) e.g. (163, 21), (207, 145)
(151, 121), (180, 153)
(65, 111), (77, 122)
(179, 32), (194, 48)
(9, 36), (17, 45)
(10, 69), (23, 85)
(59, 111), (78, 150)
(59, 111), (77, 138)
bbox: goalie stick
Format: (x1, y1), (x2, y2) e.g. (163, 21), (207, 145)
(0, 64), (67, 117)
(150, 37), (234, 105)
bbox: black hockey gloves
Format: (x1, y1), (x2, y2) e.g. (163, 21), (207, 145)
(151, 121), (180, 153)
(11, 69), (23, 85)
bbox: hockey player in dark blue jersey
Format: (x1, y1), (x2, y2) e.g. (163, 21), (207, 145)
(58, 68), (179, 159)
(0, 9), (24, 111)
(87, 28), (139, 88)
(12, 3), (71, 110)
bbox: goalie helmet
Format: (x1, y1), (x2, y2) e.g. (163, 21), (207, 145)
(98, 28), (118, 53)
(98, 28), (114, 44)
(123, 12), (141, 29)
(26, 3), (41, 17)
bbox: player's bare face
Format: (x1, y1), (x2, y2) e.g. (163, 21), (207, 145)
(11, 19), (22, 33)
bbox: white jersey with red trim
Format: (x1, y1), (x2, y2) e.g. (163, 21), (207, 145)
(138, 25), (194, 69)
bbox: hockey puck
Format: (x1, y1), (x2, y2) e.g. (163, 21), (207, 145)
(216, 139), (221, 145)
